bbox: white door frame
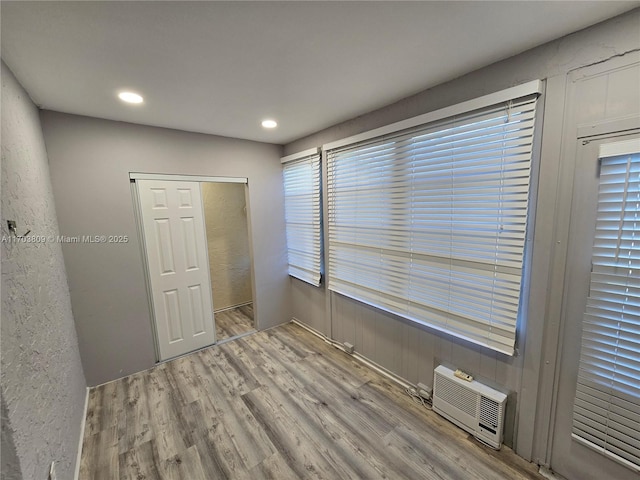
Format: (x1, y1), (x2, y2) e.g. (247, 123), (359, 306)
(130, 172), (249, 362)
(130, 172), (248, 184)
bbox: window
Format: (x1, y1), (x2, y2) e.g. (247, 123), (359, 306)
(282, 148), (322, 286)
(328, 141), (397, 299)
(572, 139), (640, 471)
(326, 84), (540, 355)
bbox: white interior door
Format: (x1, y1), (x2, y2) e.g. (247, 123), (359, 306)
(137, 179), (216, 360)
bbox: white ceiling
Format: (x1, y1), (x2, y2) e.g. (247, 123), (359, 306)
(2, 1), (637, 144)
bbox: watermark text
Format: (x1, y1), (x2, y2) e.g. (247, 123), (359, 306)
(2, 235), (130, 244)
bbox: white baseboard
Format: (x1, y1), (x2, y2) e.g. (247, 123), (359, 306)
(539, 466), (567, 480)
(290, 317), (325, 338)
(74, 387), (89, 480)
(290, 317), (413, 390)
(214, 301), (253, 314)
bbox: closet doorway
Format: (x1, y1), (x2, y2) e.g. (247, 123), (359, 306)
(132, 173), (255, 362)
(201, 181), (255, 341)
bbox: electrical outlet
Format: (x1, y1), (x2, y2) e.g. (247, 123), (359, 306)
(343, 342), (355, 354)
(48, 461), (56, 480)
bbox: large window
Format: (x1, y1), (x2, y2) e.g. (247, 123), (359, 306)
(572, 139), (640, 471)
(282, 149), (322, 286)
(326, 85), (540, 354)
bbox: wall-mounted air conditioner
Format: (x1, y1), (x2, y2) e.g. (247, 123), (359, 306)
(432, 365), (507, 449)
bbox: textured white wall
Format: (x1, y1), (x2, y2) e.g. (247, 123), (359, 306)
(1, 62), (86, 480)
(202, 182), (252, 311)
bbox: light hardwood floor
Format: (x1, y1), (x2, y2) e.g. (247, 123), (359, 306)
(215, 304), (254, 341)
(80, 322), (543, 480)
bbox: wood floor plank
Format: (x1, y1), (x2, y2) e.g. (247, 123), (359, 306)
(223, 335), (260, 371)
(145, 365), (192, 462)
(265, 373), (386, 479)
(262, 328), (312, 364)
(82, 426), (119, 480)
(238, 303), (254, 320)
(117, 372), (152, 455)
(84, 386), (103, 437)
(190, 349), (276, 470)
(200, 345), (261, 396)
(442, 426), (543, 480)
(216, 305), (254, 341)
(383, 425), (480, 480)
(164, 356), (201, 405)
(285, 360), (438, 479)
(188, 432), (231, 479)
(249, 453), (300, 480)
(241, 385), (346, 480)
(90, 380), (125, 436)
(220, 346), (262, 394)
(278, 323), (382, 386)
(363, 377), (541, 479)
(254, 356), (399, 479)
(81, 321), (544, 480)
(294, 358), (396, 438)
(236, 334), (291, 378)
(118, 440), (162, 480)
(240, 330), (434, 480)
(188, 398), (250, 479)
(159, 445), (208, 480)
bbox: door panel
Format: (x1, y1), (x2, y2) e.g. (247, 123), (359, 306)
(138, 180), (215, 360)
(550, 133), (639, 480)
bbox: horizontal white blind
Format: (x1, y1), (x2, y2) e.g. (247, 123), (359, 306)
(572, 148), (640, 471)
(283, 152), (322, 286)
(326, 95), (538, 354)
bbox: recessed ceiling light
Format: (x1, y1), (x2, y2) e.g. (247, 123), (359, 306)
(261, 119), (278, 129)
(118, 91), (144, 104)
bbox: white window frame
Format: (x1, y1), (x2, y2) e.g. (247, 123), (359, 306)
(323, 81), (542, 355)
(282, 148), (323, 286)
(571, 138), (640, 473)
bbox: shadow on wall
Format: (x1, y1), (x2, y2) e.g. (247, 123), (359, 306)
(1, 392), (22, 480)
(202, 182), (253, 312)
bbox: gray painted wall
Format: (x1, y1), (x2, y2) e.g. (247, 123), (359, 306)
(202, 182), (253, 311)
(40, 112), (287, 386)
(545, 55), (640, 480)
(283, 8), (640, 462)
(1, 62), (86, 480)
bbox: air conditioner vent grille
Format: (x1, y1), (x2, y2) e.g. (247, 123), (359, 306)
(479, 396), (500, 428)
(434, 374), (477, 417)
(433, 365), (507, 449)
